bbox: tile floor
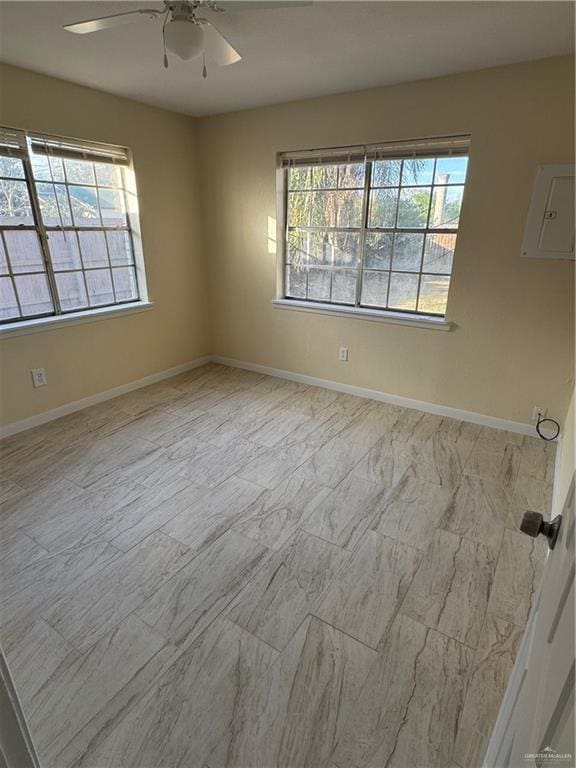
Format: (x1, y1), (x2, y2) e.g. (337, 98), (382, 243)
(0, 363), (555, 768)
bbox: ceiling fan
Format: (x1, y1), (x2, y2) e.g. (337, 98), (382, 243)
(64, 1), (310, 77)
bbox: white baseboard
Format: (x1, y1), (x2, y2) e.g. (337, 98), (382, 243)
(1, 352), (548, 441)
(211, 355), (545, 438)
(0, 356), (212, 439)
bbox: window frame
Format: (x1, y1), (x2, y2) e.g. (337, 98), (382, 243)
(0, 127), (149, 328)
(275, 135), (470, 325)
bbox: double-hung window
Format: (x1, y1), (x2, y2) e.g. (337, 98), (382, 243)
(278, 135), (470, 319)
(0, 126), (147, 326)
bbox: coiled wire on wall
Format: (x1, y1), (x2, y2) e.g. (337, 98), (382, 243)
(536, 412), (561, 442)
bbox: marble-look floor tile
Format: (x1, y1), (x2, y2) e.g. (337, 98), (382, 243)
(390, 409), (443, 445)
(175, 438), (266, 488)
(441, 474), (511, 551)
(306, 435), (371, 487)
(161, 475), (264, 551)
(487, 528), (546, 627)
(76, 618), (278, 768)
(0, 541), (120, 651)
(332, 614), (473, 768)
(6, 619), (79, 707)
(352, 434), (420, 489)
(507, 474), (553, 530)
(25, 615), (168, 767)
(337, 401), (400, 447)
(370, 472), (452, 551)
(314, 531), (421, 649)
(401, 529), (496, 648)
(22, 481), (148, 552)
(517, 435), (556, 482)
(232, 467), (331, 550)
(207, 615), (378, 768)
(0, 528), (49, 585)
(465, 441), (520, 488)
(302, 473), (387, 550)
(281, 403), (361, 450)
(227, 530), (346, 650)
(0, 477), (85, 534)
(111, 382), (185, 416)
(453, 613), (523, 768)
(0, 478), (22, 503)
(136, 530), (269, 647)
(43, 532), (194, 652)
(237, 441), (316, 489)
(410, 432), (467, 491)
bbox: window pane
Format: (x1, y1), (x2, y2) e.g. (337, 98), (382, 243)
(69, 185), (101, 226)
(287, 231), (309, 267)
(95, 163), (123, 188)
(332, 232), (360, 267)
(310, 191), (338, 227)
(47, 231), (82, 270)
(106, 231), (133, 266)
(14, 273), (53, 316)
(307, 268), (331, 301)
(397, 188), (430, 228)
(435, 157), (468, 185)
(332, 268), (356, 304)
(36, 182), (72, 226)
(307, 232), (331, 266)
(361, 270), (389, 308)
(4, 231), (44, 273)
(78, 231), (108, 268)
(0, 277), (19, 320)
(311, 165), (337, 189)
(368, 188), (398, 228)
(286, 265), (307, 298)
(64, 159), (95, 186)
(0, 156), (25, 179)
(365, 232), (393, 269)
(31, 153), (65, 182)
(392, 232), (424, 272)
(85, 269), (114, 306)
(0, 179), (34, 224)
(430, 186), (464, 229)
(288, 167), (311, 191)
(338, 163), (365, 189)
(388, 272), (419, 311)
(418, 275), (450, 314)
(55, 271), (89, 311)
(288, 191), (311, 227)
(98, 188), (127, 226)
(0, 237), (8, 275)
(337, 190), (363, 227)
(112, 267), (138, 302)
(371, 160), (401, 188)
(423, 233), (456, 274)
(401, 158), (435, 186)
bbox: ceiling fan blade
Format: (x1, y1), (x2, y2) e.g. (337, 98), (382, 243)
(64, 9), (162, 35)
(200, 21), (241, 66)
(211, 1), (311, 10)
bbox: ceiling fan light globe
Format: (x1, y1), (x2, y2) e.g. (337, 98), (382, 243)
(165, 20), (204, 60)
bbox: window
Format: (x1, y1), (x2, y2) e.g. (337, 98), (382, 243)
(279, 135), (470, 318)
(0, 127), (147, 326)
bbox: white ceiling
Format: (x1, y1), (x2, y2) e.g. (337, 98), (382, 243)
(0, 1), (573, 116)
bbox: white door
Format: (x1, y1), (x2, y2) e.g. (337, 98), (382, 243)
(484, 475), (575, 768)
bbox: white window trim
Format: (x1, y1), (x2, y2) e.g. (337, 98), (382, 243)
(275, 134), (470, 325)
(0, 299), (154, 338)
(272, 298), (452, 330)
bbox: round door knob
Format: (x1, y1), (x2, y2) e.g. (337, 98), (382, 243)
(520, 511), (562, 550)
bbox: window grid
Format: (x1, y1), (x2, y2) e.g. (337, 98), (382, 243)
(283, 153), (468, 317)
(0, 133), (141, 325)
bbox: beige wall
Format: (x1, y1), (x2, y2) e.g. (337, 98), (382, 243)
(199, 55), (575, 426)
(0, 64), (208, 426)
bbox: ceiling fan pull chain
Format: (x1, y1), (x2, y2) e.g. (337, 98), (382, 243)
(202, 52), (208, 78)
(163, 11), (169, 68)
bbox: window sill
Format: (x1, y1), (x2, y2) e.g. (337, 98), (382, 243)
(0, 301), (155, 339)
(272, 299), (452, 330)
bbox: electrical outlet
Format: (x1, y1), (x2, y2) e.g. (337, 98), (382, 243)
(338, 347), (349, 362)
(532, 405), (546, 422)
(31, 368), (47, 388)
